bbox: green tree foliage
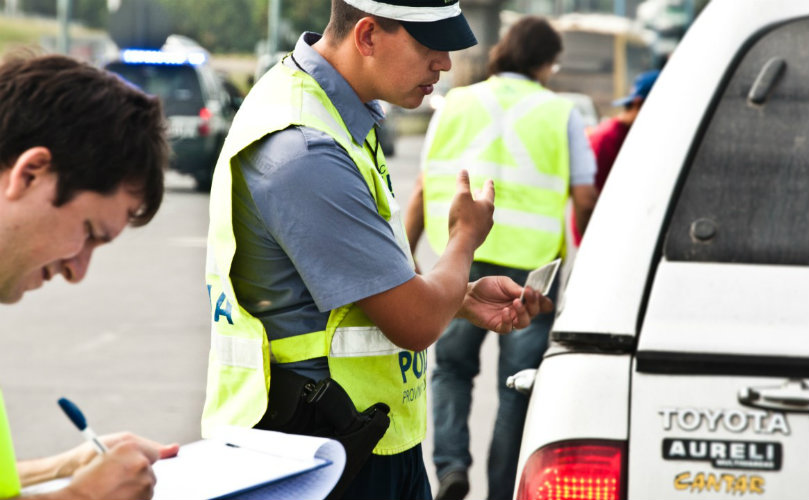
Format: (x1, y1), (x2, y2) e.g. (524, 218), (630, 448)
(155, 0), (262, 52)
(74, 0), (108, 28)
(20, 0), (55, 16)
(16, 0), (332, 54)
(19, 0), (106, 28)
(152, 0), (330, 53)
(281, 0), (330, 49)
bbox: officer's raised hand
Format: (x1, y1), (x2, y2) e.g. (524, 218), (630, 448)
(447, 170), (494, 252)
(359, 170), (496, 352)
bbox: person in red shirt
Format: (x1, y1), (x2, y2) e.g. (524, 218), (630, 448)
(572, 69), (660, 245)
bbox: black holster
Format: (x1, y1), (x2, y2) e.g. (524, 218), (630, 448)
(254, 365), (390, 500)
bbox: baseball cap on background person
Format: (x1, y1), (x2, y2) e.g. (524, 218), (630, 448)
(341, 0), (478, 51)
(612, 69), (660, 106)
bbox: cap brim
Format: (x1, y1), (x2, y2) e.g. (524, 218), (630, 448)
(400, 14), (477, 52)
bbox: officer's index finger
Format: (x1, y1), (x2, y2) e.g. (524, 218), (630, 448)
(479, 178), (495, 204)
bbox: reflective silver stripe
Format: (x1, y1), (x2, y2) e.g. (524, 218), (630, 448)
(341, 0), (461, 22)
(301, 92), (364, 154)
(425, 83), (567, 194)
(385, 185), (416, 269)
(424, 159), (567, 193)
(212, 333), (263, 369)
(205, 247), (218, 275)
(469, 84), (562, 187)
(330, 326), (403, 358)
(426, 201), (562, 234)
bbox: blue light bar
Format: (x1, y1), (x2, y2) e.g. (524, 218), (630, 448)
(120, 49), (207, 66)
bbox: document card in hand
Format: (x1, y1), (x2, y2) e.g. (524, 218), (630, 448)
(520, 258), (561, 302)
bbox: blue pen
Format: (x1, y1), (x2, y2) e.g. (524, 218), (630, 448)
(58, 397), (108, 455)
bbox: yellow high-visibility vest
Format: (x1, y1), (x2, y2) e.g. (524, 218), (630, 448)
(423, 75), (572, 269)
(0, 389), (20, 499)
(202, 59), (426, 455)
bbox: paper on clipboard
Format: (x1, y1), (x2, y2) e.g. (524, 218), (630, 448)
(520, 258), (561, 302)
(20, 427), (345, 500)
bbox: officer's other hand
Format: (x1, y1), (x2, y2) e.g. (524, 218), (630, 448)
(458, 276), (553, 334)
(447, 170), (494, 251)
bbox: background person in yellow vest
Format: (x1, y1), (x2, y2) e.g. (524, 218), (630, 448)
(404, 17), (598, 500)
(201, 1), (553, 499)
(0, 53), (179, 499)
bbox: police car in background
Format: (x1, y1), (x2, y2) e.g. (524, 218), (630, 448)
(105, 36), (238, 191)
(512, 0), (809, 499)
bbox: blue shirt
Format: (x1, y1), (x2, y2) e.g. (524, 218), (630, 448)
(230, 33), (416, 380)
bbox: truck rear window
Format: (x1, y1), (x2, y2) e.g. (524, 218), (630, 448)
(664, 17), (809, 266)
(105, 62), (204, 117)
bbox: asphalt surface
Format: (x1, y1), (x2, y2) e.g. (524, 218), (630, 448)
(0, 134), (501, 500)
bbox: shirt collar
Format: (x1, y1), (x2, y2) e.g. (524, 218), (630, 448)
(289, 32), (384, 145)
(494, 71), (546, 90)
(497, 71), (531, 81)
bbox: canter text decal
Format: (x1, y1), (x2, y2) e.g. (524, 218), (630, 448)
(674, 471), (764, 495)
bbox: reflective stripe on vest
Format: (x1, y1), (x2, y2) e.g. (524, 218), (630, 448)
(202, 59), (425, 454)
(270, 327), (402, 362)
(423, 76), (572, 269)
(0, 389), (20, 499)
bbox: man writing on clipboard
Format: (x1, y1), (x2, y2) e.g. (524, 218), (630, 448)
(0, 53), (179, 500)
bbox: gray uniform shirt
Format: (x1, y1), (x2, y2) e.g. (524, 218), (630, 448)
(230, 33), (416, 380)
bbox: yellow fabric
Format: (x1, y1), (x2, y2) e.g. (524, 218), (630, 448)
(0, 389), (20, 499)
(270, 330), (329, 363)
(423, 76), (573, 270)
(203, 60), (425, 454)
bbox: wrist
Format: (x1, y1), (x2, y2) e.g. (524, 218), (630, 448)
(446, 229), (478, 260)
(54, 449), (79, 479)
(16, 452), (70, 487)
(456, 281), (474, 319)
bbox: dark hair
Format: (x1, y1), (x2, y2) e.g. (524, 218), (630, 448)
(0, 52), (167, 226)
(323, 0), (399, 44)
(487, 16), (562, 79)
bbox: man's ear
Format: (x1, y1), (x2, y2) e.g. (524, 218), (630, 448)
(354, 16), (378, 57)
(5, 147), (53, 201)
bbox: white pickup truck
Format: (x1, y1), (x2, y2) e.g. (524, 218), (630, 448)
(514, 0), (809, 498)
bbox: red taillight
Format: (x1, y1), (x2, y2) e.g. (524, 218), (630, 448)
(517, 440), (626, 500)
(198, 107), (212, 136)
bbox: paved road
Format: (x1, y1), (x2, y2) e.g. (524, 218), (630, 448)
(0, 134), (501, 500)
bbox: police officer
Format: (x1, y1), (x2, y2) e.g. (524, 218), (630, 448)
(405, 16), (597, 500)
(0, 54), (178, 499)
(201, 1), (553, 499)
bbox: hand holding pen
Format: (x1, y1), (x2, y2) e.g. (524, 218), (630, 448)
(58, 397), (108, 455)
(46, 397), (180, 499)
